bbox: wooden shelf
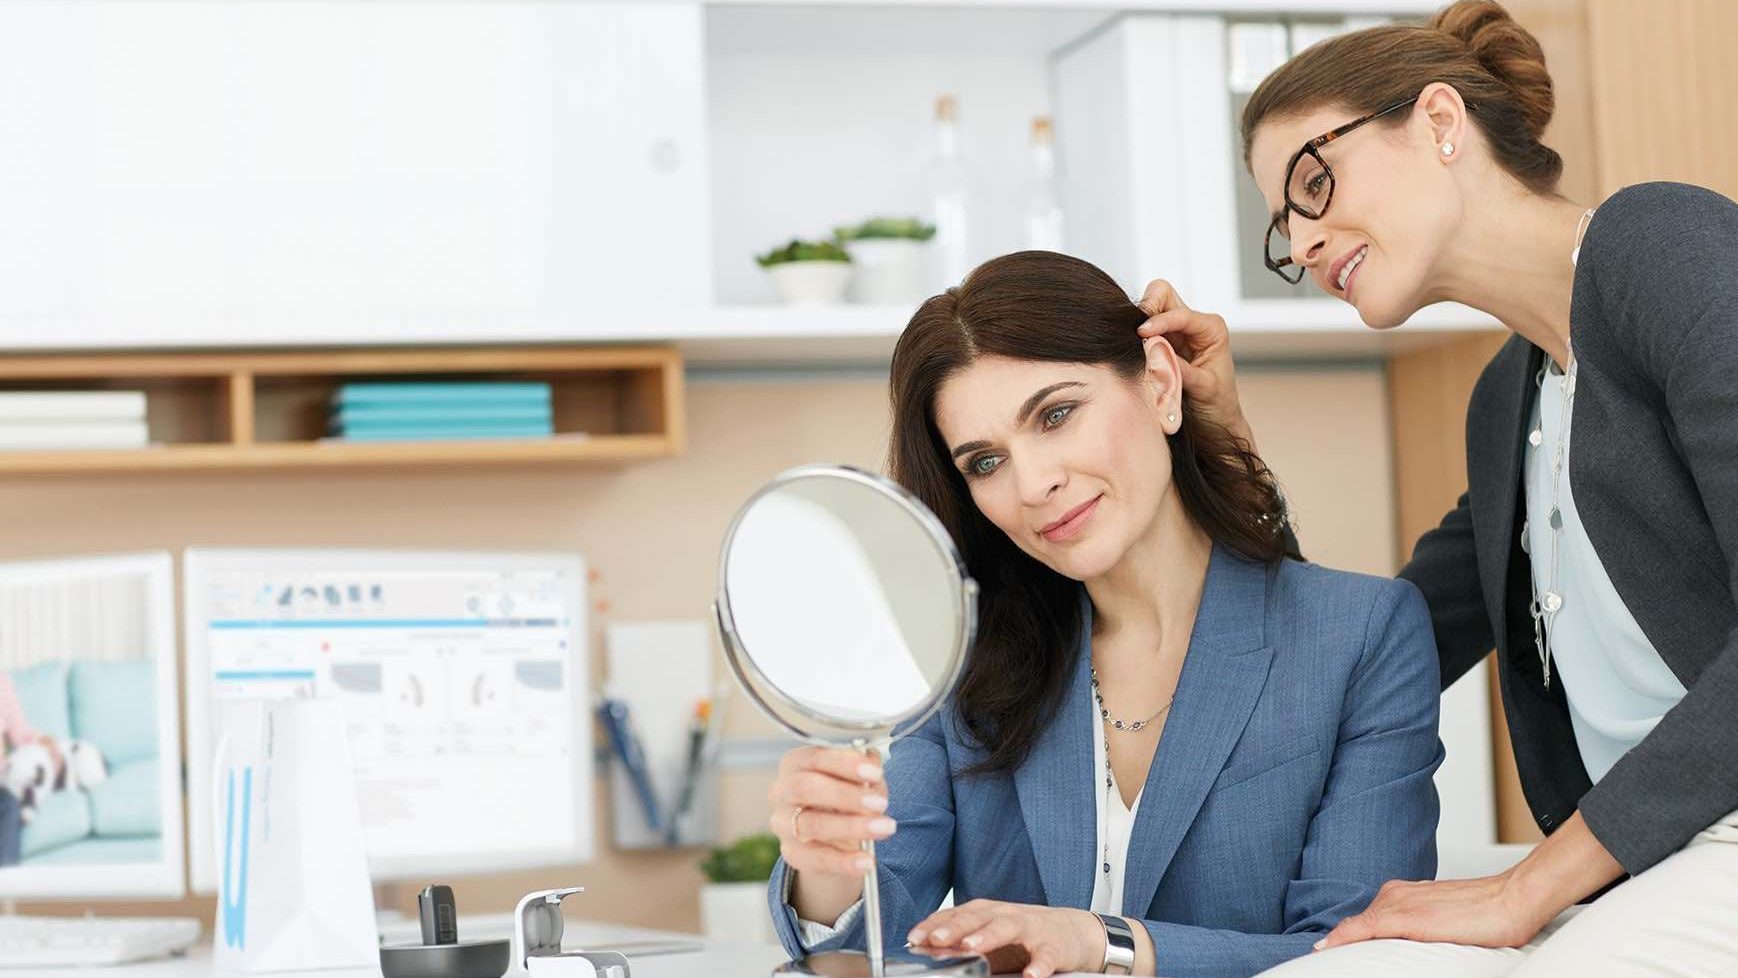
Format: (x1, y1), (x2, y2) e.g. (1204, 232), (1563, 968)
(0, 345), (685, 474)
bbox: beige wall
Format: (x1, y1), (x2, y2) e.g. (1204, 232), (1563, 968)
(6, 363), (1393, 929)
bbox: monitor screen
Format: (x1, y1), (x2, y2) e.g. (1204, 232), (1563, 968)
(0, 552), (184, 900)
(182, 549), (592, 892)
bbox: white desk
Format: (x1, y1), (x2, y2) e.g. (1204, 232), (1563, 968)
(3, 928), (789, 978)
(1, 920), (1104, 978)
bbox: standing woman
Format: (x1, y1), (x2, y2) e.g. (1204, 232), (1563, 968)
(1138, 1), (1738, 974)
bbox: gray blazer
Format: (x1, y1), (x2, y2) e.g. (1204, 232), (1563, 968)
(1400, 182), (1738, 875)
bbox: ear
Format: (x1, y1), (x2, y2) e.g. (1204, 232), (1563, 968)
(1142, 336), (1185, 435)
(1417, 82), (1471, 163)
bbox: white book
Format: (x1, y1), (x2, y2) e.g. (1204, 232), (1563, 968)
(0, 391), (148, 420)
(0, 420), (150, 450)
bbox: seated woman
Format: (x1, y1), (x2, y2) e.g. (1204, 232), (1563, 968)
(763, 251), (1443, 978)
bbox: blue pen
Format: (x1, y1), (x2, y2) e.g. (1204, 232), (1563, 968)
(599, 698), (664, 833)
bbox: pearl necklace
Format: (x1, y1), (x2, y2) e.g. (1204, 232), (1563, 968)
(1525, 206), (1597, 690)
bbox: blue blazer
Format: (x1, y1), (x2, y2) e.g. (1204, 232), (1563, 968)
(768, 546), (1444, 978)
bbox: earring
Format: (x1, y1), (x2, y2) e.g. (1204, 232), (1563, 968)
(1166, 413), (1178, 424)
(1440, 142), (1455, 158)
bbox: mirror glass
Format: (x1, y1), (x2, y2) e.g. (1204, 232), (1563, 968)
(721, 468), (970, 737)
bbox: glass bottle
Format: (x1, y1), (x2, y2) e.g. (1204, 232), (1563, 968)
(927, 95), (972, 289)
(1024, 117), (1066, 252)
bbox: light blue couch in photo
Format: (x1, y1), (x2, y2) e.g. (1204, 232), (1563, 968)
(7, 660), (161, 865)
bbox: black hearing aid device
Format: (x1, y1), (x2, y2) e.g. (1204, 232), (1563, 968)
(419, 885), (459, 946)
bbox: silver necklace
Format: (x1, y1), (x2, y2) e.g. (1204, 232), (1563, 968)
(1525, 206), (1596, 690)
(1090, 668), (1172, 889)
(1090, 667), (1174, 732)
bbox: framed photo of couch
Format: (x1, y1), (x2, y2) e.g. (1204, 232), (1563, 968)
(0, 551), (183, 899)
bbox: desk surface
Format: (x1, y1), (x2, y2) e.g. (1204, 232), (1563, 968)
(4, 927), (790, 978)
(2, 921), (1102, 978)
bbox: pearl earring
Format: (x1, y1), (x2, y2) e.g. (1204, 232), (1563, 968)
(1166, 413), (1178, 424)
(1440, 142), (1455, 158)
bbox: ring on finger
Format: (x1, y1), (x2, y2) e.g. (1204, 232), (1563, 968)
(790, 805), (811, 844)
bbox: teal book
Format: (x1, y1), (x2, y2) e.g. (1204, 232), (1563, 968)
(330, 404), (553, 428)
(333, 382), (552, 409)
(335, 424), (554, 443)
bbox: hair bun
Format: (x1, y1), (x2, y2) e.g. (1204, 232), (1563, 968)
(1430, 0), (1554, 138)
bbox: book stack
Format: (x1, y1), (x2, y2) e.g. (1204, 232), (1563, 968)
(328, 381), (556, 442)
(0, 391), (150, 451)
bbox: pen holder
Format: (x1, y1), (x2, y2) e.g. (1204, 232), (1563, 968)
(605, 745), (720, 850)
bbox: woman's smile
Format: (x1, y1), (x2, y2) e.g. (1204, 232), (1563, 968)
(1040, 494), (1102, 544)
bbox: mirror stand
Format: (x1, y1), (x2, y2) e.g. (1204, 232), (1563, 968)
(855, 739), (886, 977)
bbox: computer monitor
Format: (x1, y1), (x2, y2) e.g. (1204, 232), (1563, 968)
(0, 552), (184, 900)
(182, 549), (592, 893)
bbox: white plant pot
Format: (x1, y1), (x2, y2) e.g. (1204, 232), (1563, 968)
(699, 881), (779, 945)
(843, 238), (930, 304)
(764, 260), (852, 305)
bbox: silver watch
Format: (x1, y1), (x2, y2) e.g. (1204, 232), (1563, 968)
(1095, 913), (1136, 975)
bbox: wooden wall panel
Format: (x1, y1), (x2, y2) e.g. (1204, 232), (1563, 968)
(1587, 0), (1738, 199)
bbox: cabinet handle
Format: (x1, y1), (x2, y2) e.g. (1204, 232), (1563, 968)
(648, 139), (682, 173)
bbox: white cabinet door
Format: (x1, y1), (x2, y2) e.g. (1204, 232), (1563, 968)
(543, 2), (712, 315)
(0, 1), (709, 349)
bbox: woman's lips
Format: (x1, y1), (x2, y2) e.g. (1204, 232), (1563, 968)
(1343, 254), (1364, 300)
(1040, 495), (1102, 543)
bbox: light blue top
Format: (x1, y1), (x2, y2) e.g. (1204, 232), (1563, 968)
(1525, 360), (1687, 783)
(767, 546), (1443, 978)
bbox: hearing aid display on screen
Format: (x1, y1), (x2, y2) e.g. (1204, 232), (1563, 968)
(182, 549), (592, 892)
(0, 552), (185, 900)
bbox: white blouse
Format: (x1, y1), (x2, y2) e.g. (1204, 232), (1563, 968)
(1090, 696), (1141, 914)
(1525, 360), (1687, 782)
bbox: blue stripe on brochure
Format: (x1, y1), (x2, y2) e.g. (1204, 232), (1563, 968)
(209, 619), (490, 629)
(214, 670), (317, 681)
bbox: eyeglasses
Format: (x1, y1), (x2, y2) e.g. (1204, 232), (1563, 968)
(1263, 97), (1419, 284)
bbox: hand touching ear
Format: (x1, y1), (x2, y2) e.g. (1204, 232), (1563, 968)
(1136, 280), (1253, 448)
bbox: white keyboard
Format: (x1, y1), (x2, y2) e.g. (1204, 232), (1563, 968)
(0, 915), (202, 967)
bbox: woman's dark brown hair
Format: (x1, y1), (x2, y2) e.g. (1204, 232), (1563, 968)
(887, 251), (1288, 776)
(1241, 0), (1563, 196)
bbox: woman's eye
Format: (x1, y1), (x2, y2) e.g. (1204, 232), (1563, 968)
(967, 455), (1001, 477)
(1042, 404), (1073, 429)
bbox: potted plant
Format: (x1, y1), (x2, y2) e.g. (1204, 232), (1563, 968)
(834, 217), (936, 304)
(698, 832), (782, 944)
(756, 239), (853, 305)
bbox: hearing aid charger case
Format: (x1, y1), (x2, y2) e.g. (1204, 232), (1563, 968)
(380, 885), (512, 978)
(515, 887), (631, 978)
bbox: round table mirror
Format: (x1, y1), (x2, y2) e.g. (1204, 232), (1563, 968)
(715, 465), (986, 978)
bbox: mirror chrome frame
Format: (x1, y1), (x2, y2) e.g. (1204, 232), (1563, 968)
(713, 463), (979, 744)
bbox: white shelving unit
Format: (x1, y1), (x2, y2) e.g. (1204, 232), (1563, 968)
(0, 0), (1497, 365)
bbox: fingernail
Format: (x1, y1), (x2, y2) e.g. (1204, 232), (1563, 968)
(869, 816), (896, 837)
(908, 930), (926, 944)
(855, 856), (873, 872)
(1313, 939), (1325, 952)
(858, 764), (884, 781)
(863, 794), (888, 812)
(962, 935), (980, 948)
